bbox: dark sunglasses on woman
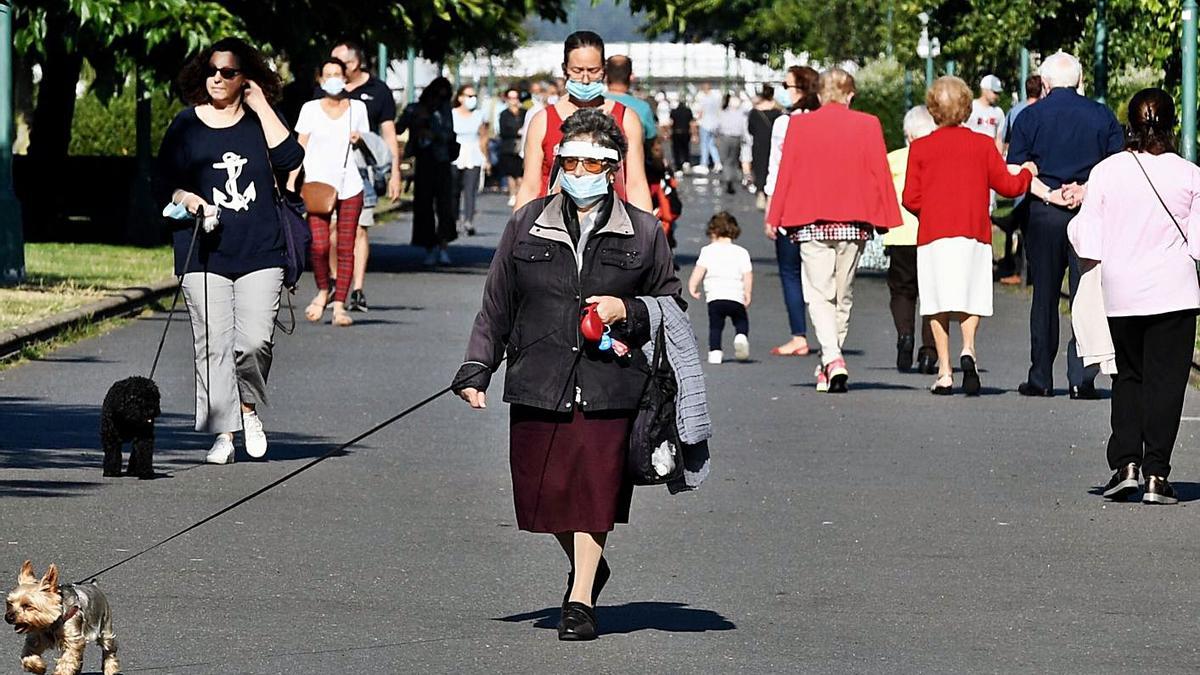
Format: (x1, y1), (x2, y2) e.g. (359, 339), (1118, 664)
(560, 157), (609, 174)
(206, 65), (243, 80)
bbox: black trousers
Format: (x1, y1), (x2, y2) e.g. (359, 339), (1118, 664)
(885, 246), (934, 353)
(671, 133), (691, 171)
(1024, 201), (1098, 390)
(1106, 311), (1197, 478)
(996, 196), (1029, 278)
(707, 300), (749, 351)
(412, 158), (458, 249)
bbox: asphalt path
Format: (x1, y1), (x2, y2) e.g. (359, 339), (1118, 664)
(3, 178), (1200, 673)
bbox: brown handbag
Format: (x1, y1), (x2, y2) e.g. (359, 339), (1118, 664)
(300, 181), (337, 216)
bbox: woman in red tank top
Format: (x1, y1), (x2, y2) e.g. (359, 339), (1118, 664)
(513, 31), (652, 213)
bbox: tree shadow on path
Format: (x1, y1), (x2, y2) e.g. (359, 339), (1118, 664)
(495, 601), (737, 635)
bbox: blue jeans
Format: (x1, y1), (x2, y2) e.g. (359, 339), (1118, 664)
(774, 233), (807, 336)
(699, 127), (720, 169)
(358, 166), (378, 209)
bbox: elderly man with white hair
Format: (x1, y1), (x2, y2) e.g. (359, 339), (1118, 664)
(1007, 51), (1123, 400)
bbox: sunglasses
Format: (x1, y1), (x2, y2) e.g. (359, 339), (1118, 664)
(560, 157), (609, 174)
(206, 65), (243, 80)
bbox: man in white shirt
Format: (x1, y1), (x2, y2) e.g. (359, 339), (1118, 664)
(965, 74), (1005, 152)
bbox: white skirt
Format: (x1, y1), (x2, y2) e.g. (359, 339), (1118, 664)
(917, 237), (994, 317)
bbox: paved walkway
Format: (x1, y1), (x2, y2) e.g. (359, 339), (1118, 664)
(2, 180), (1200, 673)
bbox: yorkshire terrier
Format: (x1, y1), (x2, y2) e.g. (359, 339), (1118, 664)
(101, 375), (161, 478)
(4, 562), (119, 675)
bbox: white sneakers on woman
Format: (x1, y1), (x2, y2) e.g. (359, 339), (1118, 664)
(205, 434), (235, 464)
(242, 410), (268, 458)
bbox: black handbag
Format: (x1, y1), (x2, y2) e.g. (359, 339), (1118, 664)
(627, 321), (685, 485)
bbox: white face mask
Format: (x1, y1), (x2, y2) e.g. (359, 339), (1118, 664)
(464, 96), (478, 111)
(321, 76), (346, 97)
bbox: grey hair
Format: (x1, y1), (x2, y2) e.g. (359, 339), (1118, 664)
(559, 107), (628, 161)
(1039, 51), (1082, 89)
(903, 105), (936, 144)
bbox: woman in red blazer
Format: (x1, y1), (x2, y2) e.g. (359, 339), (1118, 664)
(902, 77), (1036, 395)
(765, 68), (901, 393)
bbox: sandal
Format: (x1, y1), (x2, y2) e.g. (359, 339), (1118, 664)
(331, 306), (354, 327)
(770, 342), (810, 356)
(305, 296), (327, 323)
(930, 374), (954, 396)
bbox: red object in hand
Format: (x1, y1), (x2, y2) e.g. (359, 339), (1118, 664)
(580, 303), (605, 342)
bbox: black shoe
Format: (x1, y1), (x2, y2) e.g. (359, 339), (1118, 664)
(348, 289), (368, 312)
(1102, 463), (1140, 500)
(1069, 384), (1100, 400)
(557, 602), (598, 641)
(916, 349), (938, 375)
(930, 382), (954, 396)
(562, 558), (610, 608)
(896, 334), (915, 372)
(1143, 475), (1178, 505)
(725, 182), (736, 195)
(328, 278), (337, 298)
(960, 354), (981, 397)
(1018, 382), (1053, 397)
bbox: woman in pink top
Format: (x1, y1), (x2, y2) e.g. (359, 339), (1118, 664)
(1067, 89), (1200, 505)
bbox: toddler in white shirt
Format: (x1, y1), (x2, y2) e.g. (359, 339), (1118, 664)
(688, 211), (754, 364)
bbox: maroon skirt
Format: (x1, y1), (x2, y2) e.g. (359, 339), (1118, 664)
(509, 405), (636, 533)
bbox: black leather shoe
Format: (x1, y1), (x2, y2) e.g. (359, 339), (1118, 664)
(562, 558), (610, 608)
(1102, 463), (1140, 500)
(557, 602), (598, 641)
(1143, 476), (1178, 505)
(916, 349), (938, 375)
(1018, 382), (1053, 397)
(896, 334), (915, 372)
(348, 289), (368, 312)
(1069, 385), (1100, 400)
(960, 355), (981, 396)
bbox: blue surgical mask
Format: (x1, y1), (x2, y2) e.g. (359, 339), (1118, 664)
(566, 79), (604, 102)
(321, 77), (347, 97)
(162, 201), (191, 220)
(561, 171), (610, 207)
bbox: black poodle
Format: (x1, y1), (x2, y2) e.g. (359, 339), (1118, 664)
(100, 376), (161, 478)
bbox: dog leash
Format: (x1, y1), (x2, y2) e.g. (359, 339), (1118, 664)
(148, 212), (205, 381)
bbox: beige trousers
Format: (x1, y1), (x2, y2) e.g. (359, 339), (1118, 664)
(800, 240), (863, 365)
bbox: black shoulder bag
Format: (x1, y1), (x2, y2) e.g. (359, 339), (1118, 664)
(627, 319), (685, 485)
(1129, 151), (1200, 282)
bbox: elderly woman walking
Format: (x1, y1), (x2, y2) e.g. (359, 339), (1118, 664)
(766, 68), (901, 392)
(902, 77), (1035, 395)
(453, 108), (683, 640)
(1068, 89), (1200, 505)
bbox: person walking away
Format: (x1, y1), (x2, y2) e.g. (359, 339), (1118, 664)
(689, 212), (753, 363)
(763, 65), (821, 358)
(296, 58), (369, 327)
(453, 108), (685, 641)
(514, 30), (652, 213)
(1068, 88), (1200, 505)
(670, 97), (695, 173)
(1007, 51), (1124, 399)
(496, 88), (527, 208)
(603, 55), (656, 142)
(452, 85), (490, 237)
(715, 94), (747, 195)
(747, 85), (781, 210)
(696, 83), (722, 174)
(330, 41), (401, 313)
(398, 77), (459, 266)
(885, 105), (938, 373)
(766, 68), (901, 393)
(902, 77), (1035, 395)
(995, 74), (1044, 285)
(154, 37), (304, 464)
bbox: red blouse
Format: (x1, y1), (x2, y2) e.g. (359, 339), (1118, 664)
(902, 126), (1033, 247)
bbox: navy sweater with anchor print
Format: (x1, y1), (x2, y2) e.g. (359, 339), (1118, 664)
(155, 106), (304, 277)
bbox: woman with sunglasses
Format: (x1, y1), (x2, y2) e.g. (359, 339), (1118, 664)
(154, 37), (304, 465)
(513, 30), (653, 213)
(454, 108), (682, 641)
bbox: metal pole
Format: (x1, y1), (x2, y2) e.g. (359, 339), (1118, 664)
(0, 0), (24, 283)
(487, 55), (495, 98)
(1185, 0), (1198, 161)
(945, 60), (956, 76)
(406, 46), (416, 104)
(1020, 47), (1030, 91)
(1094, 0), (1108, 103)
(904, 70), (913, 110)
(377, 44), (388, 80)
(925, 54), (934, 91)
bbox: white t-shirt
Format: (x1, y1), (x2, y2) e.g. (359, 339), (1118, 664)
(696, 241), (752, 304)
(296, 99), (370, 199)
(699, 90), (723, 131)
(453, 108), (487, 169)
(965, 99), (1004, 141)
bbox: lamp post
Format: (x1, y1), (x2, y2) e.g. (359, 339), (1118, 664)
(0, 0), (24, 283)
(1185, 0), (1197, 161)
(1020, 47), (1030, 90)
(1094, 0), (1108, 103)
(406, 46), (416, 104)
(917, 12), (941, 89)
(378, 44), (388, 80)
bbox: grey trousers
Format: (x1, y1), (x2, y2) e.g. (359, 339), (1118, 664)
(716, 134), (743, 186)
(181, 267), (283, 433)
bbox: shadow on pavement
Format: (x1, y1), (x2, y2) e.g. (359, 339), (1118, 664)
(0, 479), (103, 498)
(0, 396), (338, 474)
(368, 243), (496, 275)
(495, 601), (737, 634)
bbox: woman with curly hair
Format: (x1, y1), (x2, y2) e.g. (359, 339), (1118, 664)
(154, 37), (304, 465)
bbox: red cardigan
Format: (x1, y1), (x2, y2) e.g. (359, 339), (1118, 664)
(766, 103), (902, 230)
(902, 126), (1033, 246)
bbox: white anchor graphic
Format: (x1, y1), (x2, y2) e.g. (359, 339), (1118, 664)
(211, 152), (257, 212)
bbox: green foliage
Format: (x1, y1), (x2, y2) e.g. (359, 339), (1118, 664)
(68, 84), (183, 157)
(852, 56), (912, 150)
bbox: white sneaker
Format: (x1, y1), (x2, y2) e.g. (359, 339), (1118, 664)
(438, 250), (452, 265)
(693, 165), (709, 175)
(734, 334), (750, 361)
(242, 410), (267, 458)
(205, 434), (235, 465)
(707, 350), (723, 364)
(506, 195), (517, 207)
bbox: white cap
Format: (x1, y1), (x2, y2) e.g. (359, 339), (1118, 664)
(979, 75), (1003, 92)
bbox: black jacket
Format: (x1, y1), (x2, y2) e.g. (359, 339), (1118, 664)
(454, 193), (682, 412)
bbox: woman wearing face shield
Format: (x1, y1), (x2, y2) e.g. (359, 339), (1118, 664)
(295, 57), (369, 327)
(513, 30), (653, 213)
(453, 108), (682, 641)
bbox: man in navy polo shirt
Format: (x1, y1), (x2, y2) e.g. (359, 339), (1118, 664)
(1007, 51), (1124, 399)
